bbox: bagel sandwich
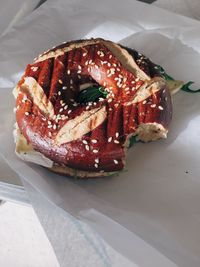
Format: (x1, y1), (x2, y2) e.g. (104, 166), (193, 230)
(13, 38), (176, 178)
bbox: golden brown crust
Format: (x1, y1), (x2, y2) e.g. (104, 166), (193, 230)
(14, 38), (172, 177)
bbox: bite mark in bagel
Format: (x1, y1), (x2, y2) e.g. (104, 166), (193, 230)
(14, 38), (172, 178)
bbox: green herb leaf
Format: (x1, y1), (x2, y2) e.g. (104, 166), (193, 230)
(77, 86), (107, 103)
(156, 64), (200, 93)
(129, 135), (138, 148)
(156, 65), (174, 81)
(180, 81), (200, 93)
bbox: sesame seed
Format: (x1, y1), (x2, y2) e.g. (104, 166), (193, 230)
(48, 125), (52, 128)
(78, 75), (81, 79)
(135, 78), (140, 82)
(83, 140), (88, 144)
(62, 86), (67, 90)
(108, 137), (112, 143)
(31, 66), (38, 72)
(107, 98), (112, 103)
(109, 55), (112, 59)
(115, 132), (119, 138)
(91, 139), (97, 143)
(97, 51), (104, 57)
(58, 91), (61, 96)
(158, 106), (164, 110)
(110, 68), (115, 74)
(68, 110), (72, 114)
(93, 149), (99, 153)
(113, 159), (119, 164)
(94, 163), (98, 168)
(85, 145), (90, 151)
(114, 140), (119, 144)
(59, 108), (63, 113)
(48, 132), (52, 137)
(64, 105), (68, 110)
(70, 79), (73, 84)
(95, 158), (99, 163)
(83, 52), (87, 57)
(143, 100), (147, 104)
(25, 112), (29, 116)
(78, 65), (82, 70)
(42, 117), (47, 121)
(48, 120), (52, 125)
(53, 124), (57, 130)
(151, 104), (156, 108)
(58, 79), (63, 84)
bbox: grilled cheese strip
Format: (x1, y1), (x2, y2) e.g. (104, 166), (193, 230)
(35, 39), (149, 81)
(126, 77), (165, 106)
(56, 106), (107, 145)
(14, 77), (54, 119)
(21, 77), (54, 118)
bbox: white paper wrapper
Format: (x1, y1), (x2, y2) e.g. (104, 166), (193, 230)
(0, 0), (41, 37)
(0, 0), (200, 266)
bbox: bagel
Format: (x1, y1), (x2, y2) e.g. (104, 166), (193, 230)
(13, 38), (172, 178)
